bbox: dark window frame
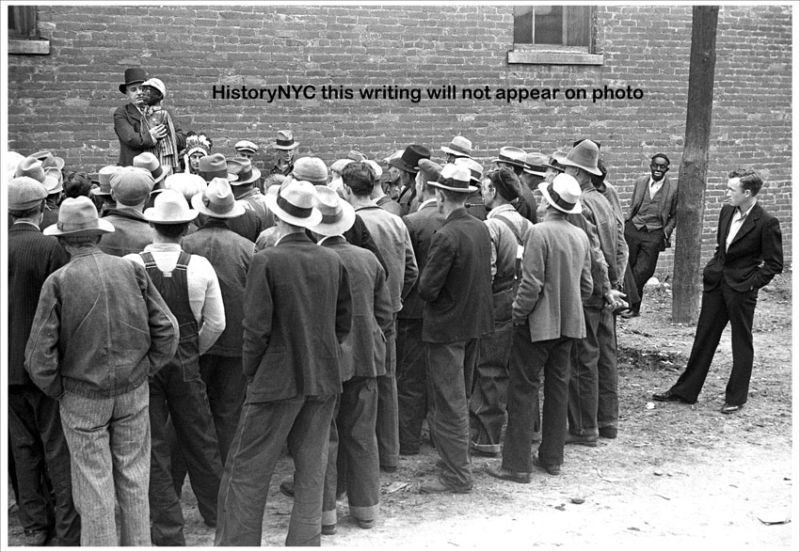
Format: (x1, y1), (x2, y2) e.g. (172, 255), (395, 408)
(8, 6), (50, 55)
(507, 5), (603, 66)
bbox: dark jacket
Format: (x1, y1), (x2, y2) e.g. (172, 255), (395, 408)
(98, 207), (156, 256)
(114, 103), (157, 166)
(400, 199), (445, 320)
(418, 207), (494, 343)
(8, 223), (69, 387)
(242, 232), (352, 402)
(702, 203), (783, 293)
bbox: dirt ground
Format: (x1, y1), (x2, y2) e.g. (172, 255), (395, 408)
(7, 273), (796, 549)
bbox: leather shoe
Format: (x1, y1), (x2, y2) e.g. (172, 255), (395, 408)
(533, 457), (561, 476)
(322, 524), (337, 536)
(380, 464), (398, 474)
(564, 433), (598, 447)
(720, 403), (743, 414)
(356, 518), (375, 529)
(619, 308), (640, 318)
(485, 465), (530, 484)
(651, 390), (694, 404)
(419, 478), (471, 494)
(599, 426), (617, 439)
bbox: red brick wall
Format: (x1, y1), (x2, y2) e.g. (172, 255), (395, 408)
(7, 4), (792, 270)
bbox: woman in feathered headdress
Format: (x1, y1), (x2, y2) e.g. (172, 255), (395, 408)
(179, 132), (213, 174)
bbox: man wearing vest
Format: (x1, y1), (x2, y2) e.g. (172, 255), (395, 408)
(125, 190), (225, 544)
(621, 153), (678, 317)
(470, 167), (533, 457)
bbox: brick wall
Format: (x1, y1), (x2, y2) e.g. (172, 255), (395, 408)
(7, 4), (792, 270)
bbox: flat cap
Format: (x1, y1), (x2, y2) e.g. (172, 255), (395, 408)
(8, 176), (48, 211)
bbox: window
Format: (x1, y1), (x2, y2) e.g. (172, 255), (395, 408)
(508, 5), (602, 65)
(8, 6), (50, 55)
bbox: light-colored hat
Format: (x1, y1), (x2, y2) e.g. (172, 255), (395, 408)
(548, 151), (567, 172)
(538, 173), (582, 214)
(272, 129), (299, 150)
(307, 185), (356, 236)
(41, 154), (65, 171)
(441, 135), (473, 159)
(523, 152), (549, 176)
(227, 157), (261, 186)
(44, 168), (63, 194)
(110, 166), (156, 206)
(192, 177), (245, 219)
(364, 159), (383, 179)
(234, 140), (258, 154)
(428, 164), (477, 193)
(559, 139), (602, 176)
(92, 165), (121, 196)
(454, 157), (483, 183)
(198, 153), (238, 182)
(164, 173), (207, 203)
(492, 146), (527, 168)
(5, 151), (27, 179)
(292, 157), (328, 186)
(142, 77), (166, 97)
(133, 152), (169, 184)
(330, 158), (354, 175)
(265, 179), (322, 227)
(15, 157), (60, 193)
(43, 196), (115, 237)
(8, 176), (48, 210)
(143, 188), (199, 224)
(383, 149), (404, 165)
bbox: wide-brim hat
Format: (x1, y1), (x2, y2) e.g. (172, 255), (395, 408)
(191, 177), (245, 219)
(307, 185), (356, 236)
(265, 179), (322, 228)
(37, 152), (65, 170)
(227, 157), (262, 186)
(44, 196), (115, 236)
(132, 152), (169, 184)
(548, 151), (567, 172)
(273, 130), (299, 150)
(164, 172), (207, 203)
(523, 152), (550, 177)
(143, 189), (199, 224)
(538, 174), (582, 214)
(119, 67), (147, 94)
(44, 168), (63, 195)
(492, 146), (527, 168)
(559, 139), (602, 176)
(389, 144), (431, 174)
(441, 135), (473, 159)
(453, 157), (483, 183)
(198, 153), (238, 182)
(428, 164), (477, 193)
(92, 165), (121, 196)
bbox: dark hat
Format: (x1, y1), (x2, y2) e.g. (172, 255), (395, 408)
(389, 144), (431, 174)
(523, 152), (549, 177)
(573, 138), (601, 149)
(227, 157), (262, 186)
(272, 130), (299, 151)
(119, 67), (147, 94)
(492, 147), (527, 169)
(560, 140), (602, 176)
(198, 153), (238, 183)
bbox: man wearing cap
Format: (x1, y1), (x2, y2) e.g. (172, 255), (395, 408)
(125, 190), (225, 544)
(182, 179), (253, 466)
(397, 159), (445, 455)
(26, 196), (179, 546)
(96, 166), (156, 256)
(342, 162), (419, 473)
(234, 140), (258, 160)
(391, 144), (431, 216)
(114, 67), (168, 166)
(417, 164), (493, 493)
(307, 186), (393, 534)
(488, 173), (592, 482)
(559, 139), (627, 445)
(269, 129), (299, 176)
(493, 146), (538, 224)
(470, 167), (534, 457)
(216, 179), (352, 547)
(8, 177), (78, 546)
(15, 157), (61, 226)
(622, 153), (678, 318)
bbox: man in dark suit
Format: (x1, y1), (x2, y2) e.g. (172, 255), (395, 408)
(417, 164), (494, 494)
(653, 169), (783, 413)
(216, 179), (352, 546)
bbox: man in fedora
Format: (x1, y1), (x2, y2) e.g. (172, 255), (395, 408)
(560, 138), (627, 444)
(90, 165), (121, 214)
(182, 179), (252, 466)
(441, 135), (473, 163)
(228, 156), (274, 236)
(114, 67), (167, 166)
(8, 177), (78, 546)
(342, 161), (419, 474)
(125, 189), (225, 543)
(268, 129), (300, 176)
(97, 166), (156, 256)
(454, 156), (487, 221)
(488, 173), (592, 482)
(216, 179), (352, 546)
(417, 164), (493, 493)
(397, 159), (445, 455)
(26, 196), (179, 546)
(133, 151), (170, 191)
(391, 144), (431, 216)
(493, 146), (538, 224)
(307, 186), (393, 534)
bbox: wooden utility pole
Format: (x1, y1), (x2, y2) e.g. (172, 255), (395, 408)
(672, 6), (719, 323)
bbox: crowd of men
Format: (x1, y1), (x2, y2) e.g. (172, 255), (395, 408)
(6, 68), (783, 547)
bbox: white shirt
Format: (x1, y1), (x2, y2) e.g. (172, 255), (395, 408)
(416, 198), (437, 212)
(648, 177), (664, 200)
(125, 243), (225, 354)
(725, 201), (756, 252)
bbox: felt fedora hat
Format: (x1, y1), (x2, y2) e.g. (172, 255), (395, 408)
(41, 154), (65, 171)
(548, 151), (567, 172)
(111, 166), (155, 206)
(492, 146), (527, 168)
(92, 165), (121, 196)
(44, 196), (115, 237)
(8, 176), (48, 210)
(198, 153), (238, 183)
(453, 157), (483, 183)
(308, 185), (356, 236)
(143, 188), (199, 224)
(538, 173), (583, 214)
(15, 157), (60, 193)
(523, 152), (550, 177)
(119, 67), (147, 94)
(192, 177), (245, 219)
(164, 173), (207, 203)
(265, 179), (322, 228)
(292, 157), (329, 186)
(227, 157), (261, 186)
(559, 139), (602, 176)
(441, 135), (473, 159)
(389, 144), (431, 174)
(428, 164), (477, 193)
(133, 152), (169, 184)
(272, 130), (299, 150)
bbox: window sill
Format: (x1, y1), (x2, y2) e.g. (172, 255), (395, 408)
(8, 39), (50, 55)
(507, 48), (603, 65)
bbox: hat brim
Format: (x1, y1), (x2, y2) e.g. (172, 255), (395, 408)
(191, 193), (246, 219)
(273, 142), (299, 150)
(428, 181), (478, 194)
(229, 167), (262, 186)
(142, 207), (199, 224)
(307, 202), (356, 237)
(265, 186), (322, 228)
(523, 167), (548, 177)
(537, 182), (582, 214)
(440, 146), (472, 159)
(493, 158), (527, 169)
(43, 218), (115, 237)
(558, 158), (602, 176)
(389, 158), (417, 173)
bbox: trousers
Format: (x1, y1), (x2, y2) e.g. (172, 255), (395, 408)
(624, 220), (664, 313)
(377, 315), (399, 469)
(396, 318), (429, 455)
